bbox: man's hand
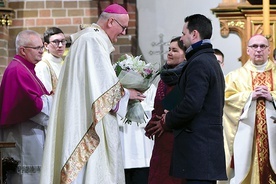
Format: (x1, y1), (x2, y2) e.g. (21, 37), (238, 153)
(127, 88), (146, 101)
(145, 115), (163, 139)
(253, 85), (273, 101)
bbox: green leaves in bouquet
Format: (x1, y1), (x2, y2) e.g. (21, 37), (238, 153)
(114, 54), (128, 76)
(114, 64), (122, 77)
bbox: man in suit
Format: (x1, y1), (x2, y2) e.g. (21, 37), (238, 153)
(162, 14), (227, 184)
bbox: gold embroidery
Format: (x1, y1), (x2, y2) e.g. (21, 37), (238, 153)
(41, 59), (58, 93)
(251, 70), (276, 183)
(60, 82), (123, 183)
(60, 127), (99, 183)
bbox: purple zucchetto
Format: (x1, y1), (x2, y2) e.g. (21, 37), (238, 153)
(103, 4), (128, 14)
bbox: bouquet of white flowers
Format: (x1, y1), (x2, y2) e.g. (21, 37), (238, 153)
(113, 54), (159, 125)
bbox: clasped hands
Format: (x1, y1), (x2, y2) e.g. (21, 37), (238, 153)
(252, 85), (273, 101)
(145, 110), (168, 139)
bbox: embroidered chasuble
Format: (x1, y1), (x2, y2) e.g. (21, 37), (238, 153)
(40, 24), (128, 184)
(222, 60), (276, 184)
(243, 70), (276, 183)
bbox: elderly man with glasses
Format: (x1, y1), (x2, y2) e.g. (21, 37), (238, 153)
(222, 34), (276, 183)
(40, 4), (145, 184)
(0, 30), (53, 184)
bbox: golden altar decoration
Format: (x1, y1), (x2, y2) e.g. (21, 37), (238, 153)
(212, 0), (276, 64)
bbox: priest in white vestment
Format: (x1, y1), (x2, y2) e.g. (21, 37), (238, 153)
(40, 4), (145, 184)
(221, 34), (276, 184)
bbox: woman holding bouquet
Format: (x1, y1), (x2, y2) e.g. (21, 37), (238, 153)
(145, 36), (186, 184)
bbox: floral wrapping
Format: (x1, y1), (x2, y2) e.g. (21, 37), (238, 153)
(113, 54), (159, 124)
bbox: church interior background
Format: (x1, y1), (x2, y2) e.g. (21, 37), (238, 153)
(0, 0), (275, 79)
(0, 0), (276, 182)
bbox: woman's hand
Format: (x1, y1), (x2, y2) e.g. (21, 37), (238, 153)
(145, 115), (164, 139)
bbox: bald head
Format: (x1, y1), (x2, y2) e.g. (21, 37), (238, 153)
(247, 34), (270, 65)
(247, 34), (269, 46)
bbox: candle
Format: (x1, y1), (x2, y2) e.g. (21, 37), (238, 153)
(263, 0), (270, 36)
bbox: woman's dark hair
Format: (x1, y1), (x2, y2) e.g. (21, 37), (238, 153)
(43, 27), (64, 43)
(170, 36), (186, 52)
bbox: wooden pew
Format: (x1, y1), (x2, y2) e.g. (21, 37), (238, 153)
(0, 142), (16, 184)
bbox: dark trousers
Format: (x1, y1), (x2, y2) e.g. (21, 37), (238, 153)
(186, 180), (216, 184)
(125, 167), (149, 184)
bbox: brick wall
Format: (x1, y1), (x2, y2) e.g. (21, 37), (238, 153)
(0, 26), (9, 76)
(0, 0), (137, 81)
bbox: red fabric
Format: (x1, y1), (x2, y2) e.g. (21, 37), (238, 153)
(0, 55), (49, 126)
(230, 155), (234, 168)
(147, 80), (184, 184)
(252, 71), (276, 183)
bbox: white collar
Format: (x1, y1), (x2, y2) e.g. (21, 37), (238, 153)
(43, 52), (63, 64)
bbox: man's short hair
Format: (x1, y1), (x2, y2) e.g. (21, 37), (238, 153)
(214, 48), (224, 65)
(184, 14), (212, 40)
(44, 27), (64, 43)
(214, 48), (224, 58)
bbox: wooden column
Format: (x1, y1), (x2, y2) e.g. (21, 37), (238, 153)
(263, 0), (270, 37)
(212, 1), (276, 65)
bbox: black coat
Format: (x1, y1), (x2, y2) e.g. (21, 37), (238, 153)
(165, 43), (227, 180)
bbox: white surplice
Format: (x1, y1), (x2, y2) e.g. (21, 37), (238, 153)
(0, 95), (52, 184)
(118, 84), (156, 169)
(35, 52), (63, 93)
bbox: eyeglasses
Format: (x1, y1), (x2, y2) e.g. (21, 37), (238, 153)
(248, 44), (268, 51)
(23, 46), (44, 51)
(50, 39), (67, 47)
(113, 19), (127, 32)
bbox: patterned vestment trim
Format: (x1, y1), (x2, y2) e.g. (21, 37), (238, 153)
(41, 59), (58, 92)
(250, 70), (276, 183)
(60, 82), (123, 183)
